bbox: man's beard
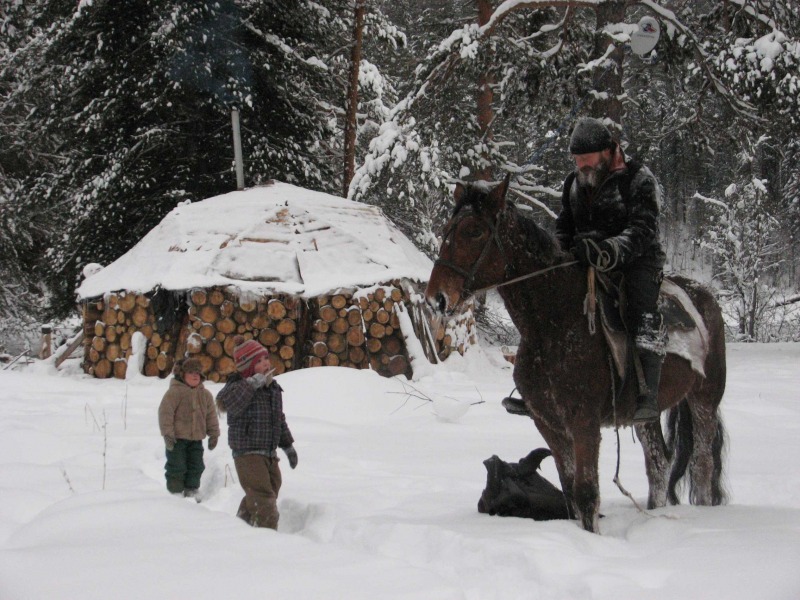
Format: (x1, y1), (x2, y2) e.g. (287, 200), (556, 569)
(576, 158), (611, 190)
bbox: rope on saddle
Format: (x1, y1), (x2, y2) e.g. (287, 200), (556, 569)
(609, 354), (648, 514)
(583, 267), (597, 335)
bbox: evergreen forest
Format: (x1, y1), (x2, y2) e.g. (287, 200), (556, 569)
(1, 0), (798, 352)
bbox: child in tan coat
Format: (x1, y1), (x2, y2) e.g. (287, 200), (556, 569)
(158, 358), (220, 498)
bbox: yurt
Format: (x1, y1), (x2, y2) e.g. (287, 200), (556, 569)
(76, 181), (475, 380)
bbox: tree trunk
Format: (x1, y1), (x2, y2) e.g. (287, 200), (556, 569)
(593, 1), (626, 128)
(748, 281), (758, 340)
(343, 0), (366, 197)
(476, 0), (494, 180)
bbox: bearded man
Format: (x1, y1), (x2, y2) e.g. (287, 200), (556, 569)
(555, 117), (667, 423)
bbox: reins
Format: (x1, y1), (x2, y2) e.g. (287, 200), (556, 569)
(470, 259), (578, 296)
(434, 203), (578, 300)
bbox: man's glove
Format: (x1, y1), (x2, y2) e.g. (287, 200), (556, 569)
(208, 436), (218, 451)
(246, 373), (267, 389)
(283, 445), (298, 469)
(576, 237), (621, 272)
(164, 435), (176, 451)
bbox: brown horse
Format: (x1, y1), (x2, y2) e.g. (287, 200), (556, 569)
(425, 178), (728, 533)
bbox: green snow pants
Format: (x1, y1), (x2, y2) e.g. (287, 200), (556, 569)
(165, 439), (205, 493)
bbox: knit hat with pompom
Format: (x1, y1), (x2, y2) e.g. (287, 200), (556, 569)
(233, 335), (269, 377)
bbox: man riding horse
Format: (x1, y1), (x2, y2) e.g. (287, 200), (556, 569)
(555, 117), (666, 423)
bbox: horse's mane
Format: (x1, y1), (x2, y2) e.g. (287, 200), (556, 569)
(454, 182), (565, 266)
(510, 204), (564, 265)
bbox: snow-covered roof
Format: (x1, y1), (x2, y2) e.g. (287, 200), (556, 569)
(76, 181), (433, 300)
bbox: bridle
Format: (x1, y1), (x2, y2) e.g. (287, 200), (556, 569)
(433, 205), (509, 299)
(433, 203), (578, 306)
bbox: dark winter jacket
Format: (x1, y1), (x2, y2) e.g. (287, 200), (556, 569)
(555, 160), (666, 269)
(216, 373), (294, 457)
(158, 378), (220, 441)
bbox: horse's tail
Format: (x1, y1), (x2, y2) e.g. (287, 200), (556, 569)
(665, 400), (728, 506)
(709, 414), (729, 506)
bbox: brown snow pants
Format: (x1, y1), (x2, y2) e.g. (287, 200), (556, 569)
(233, 454), (282, 529)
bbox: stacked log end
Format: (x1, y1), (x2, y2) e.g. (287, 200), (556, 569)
(83, 291), (173, 379)
(185, 288), (302, 382)
(435, 302), (478, 361)
(82, 281), (475, 382)
(305, 284), (410, 378)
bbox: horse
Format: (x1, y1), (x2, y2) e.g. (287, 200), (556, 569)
(425, 178), (728, 533)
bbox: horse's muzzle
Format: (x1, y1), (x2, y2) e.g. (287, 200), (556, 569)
(434, 292), (448, 314)
(425, 290), (455, 317)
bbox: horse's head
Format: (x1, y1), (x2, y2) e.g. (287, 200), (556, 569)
(425, 177), (511, 315)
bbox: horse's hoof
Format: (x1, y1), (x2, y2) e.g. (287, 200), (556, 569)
(502, 396), (528, 416)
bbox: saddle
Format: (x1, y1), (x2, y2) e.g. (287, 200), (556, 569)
(594, 273), (709, 378)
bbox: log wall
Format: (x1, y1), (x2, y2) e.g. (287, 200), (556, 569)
(305, 285), (412, 378)
(83, 292), (173, 380)
(184, 289), (303, 382)
(82, 282), (474, 381)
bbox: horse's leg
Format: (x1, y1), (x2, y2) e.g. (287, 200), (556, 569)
(686, 394), (722, 505)
(678, 275), (728, 506)
(530, 415), (577, 519)
(634, 421), (670, 508)
(572, 427), (602, 533)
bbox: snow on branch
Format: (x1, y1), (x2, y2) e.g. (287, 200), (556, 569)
(243, 23), (328, 71)
(510, 188), (559, 219)
(485, 0), (761, 121)
(692, 192), (728, 211)
(484, 1), (602, 34)
(638, 0), (761, 120)
(771, 294), (800, 308)
(726, 0), (780, 30)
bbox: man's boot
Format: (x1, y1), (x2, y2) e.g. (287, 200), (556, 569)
(632, 348), (664, 423)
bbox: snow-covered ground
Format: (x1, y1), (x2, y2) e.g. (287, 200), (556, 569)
(0, 343), (798, 599)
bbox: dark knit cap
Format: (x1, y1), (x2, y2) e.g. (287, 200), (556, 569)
(233, 335), (269, 376)
(569, 117), (614, 154)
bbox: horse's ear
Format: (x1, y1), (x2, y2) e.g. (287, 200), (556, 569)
(454, 182), (466, 205)
(491, 173), (511, 207)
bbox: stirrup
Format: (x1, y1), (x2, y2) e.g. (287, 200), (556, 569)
(632, 406), (660, 424)
(502, 396), (528, 416)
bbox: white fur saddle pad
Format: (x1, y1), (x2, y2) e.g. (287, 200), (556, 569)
(600, 277), (709, 379)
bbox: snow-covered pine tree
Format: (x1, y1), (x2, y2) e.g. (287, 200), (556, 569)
(350, 2), (748, 250)
(349, 0), (799, 281)
(0, 0), (52, 351)
(349, 2), (588, 253)
(696, 173), (783, 341)
(699, 1), (800, 288)
(3, 0), (346, 317)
